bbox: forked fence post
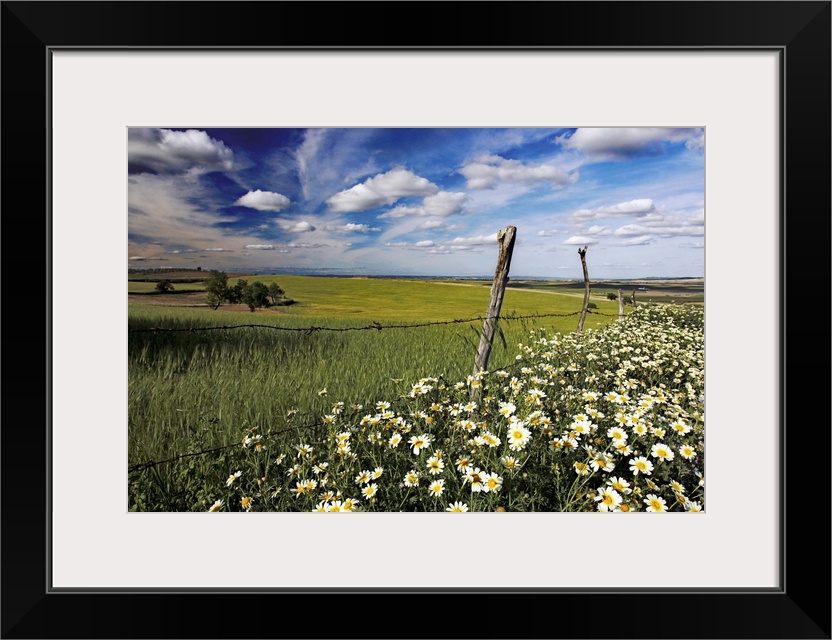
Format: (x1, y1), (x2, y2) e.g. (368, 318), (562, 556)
(575, 245), (590, 338)
(471, 226), (516, 400)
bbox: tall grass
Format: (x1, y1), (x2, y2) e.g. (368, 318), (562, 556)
(128, 277), (625, 467)
(128, 303), (704, 513)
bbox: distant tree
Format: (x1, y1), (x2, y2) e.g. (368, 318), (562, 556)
(242, 281), (270, 312)
(268, 282), (285, 305)
(205, 270), (229, 309)
(155, 280), (174, 293)
(226, 279), (247, 304)
(606, 292), (617, 301)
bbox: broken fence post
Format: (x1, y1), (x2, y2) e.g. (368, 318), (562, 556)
(471, 226), (516, 399)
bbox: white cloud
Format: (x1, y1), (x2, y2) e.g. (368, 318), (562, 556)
(458, 155), (575, 190)
(585, 225), (612, 236)
(322, 223), (381, 232)
(234, 190), (291, 212)
(128, 128), (234, 174)
(326, 168), (439, 212)
(203, 247), (232, 252)
(418, 220), (463, 231)
(379, 191), (467, 218)
(570, 199), (655, 222)
(556, 128), (704, 159)
(449, 233), (498, 246)
(128, 173), (283, 256)
(536, 229), (560, 237)
(614, 223), (704, 238)
(563, 236), (600, 246)
(244, 244), (275, 250)
(287, 242), (327, 249)
(129, 256), (147, 260)
(619, 235), (655, 246)
(383, 240), (436, 249)
(279, 221), (316, 233)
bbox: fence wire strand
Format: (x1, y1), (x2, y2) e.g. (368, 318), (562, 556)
(125, 309), (633, 334)
(128, 308), (648, 472)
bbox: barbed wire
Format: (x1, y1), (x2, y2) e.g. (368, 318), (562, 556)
(127, 309), (636, 334)
(127, 309), (661, 473)
(128, 420), (326, 473)
(126, 355), (538, 473)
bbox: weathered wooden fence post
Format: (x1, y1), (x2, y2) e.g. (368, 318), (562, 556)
(618, 287), (624, 322)
(631, 289), (637, 307)
(575, 245), (590, 337)
(471, 226), (516, 398)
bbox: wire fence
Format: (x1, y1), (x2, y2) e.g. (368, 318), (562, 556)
(127, 308), (641, 473)
(127, 354), (538, 474)
(128, 309), (627, 335)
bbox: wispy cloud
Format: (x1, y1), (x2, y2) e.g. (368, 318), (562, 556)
(570, 199), (655, 222)
(619, 235), (655, 246)
(322, 223), (381, 232)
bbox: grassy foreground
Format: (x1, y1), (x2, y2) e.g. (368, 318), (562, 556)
(128, 302), (704, 512)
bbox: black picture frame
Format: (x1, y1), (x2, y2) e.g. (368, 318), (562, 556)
(2, 2), (829, 638)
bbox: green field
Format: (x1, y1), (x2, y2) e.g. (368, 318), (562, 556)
(128, 275), (627, 467)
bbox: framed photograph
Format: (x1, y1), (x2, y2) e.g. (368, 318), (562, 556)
(3, 1), (829, 638)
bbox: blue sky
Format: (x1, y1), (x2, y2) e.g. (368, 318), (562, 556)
(128, 127), (704, 278)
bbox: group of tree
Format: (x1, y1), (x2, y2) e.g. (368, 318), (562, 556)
(204, 270), (287, 312)
(154, 280), (175, 293)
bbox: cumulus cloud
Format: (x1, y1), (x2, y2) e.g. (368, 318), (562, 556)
(379, 191), (467, 218)
(279, 220), (316, 233)
(234, 190), (291, 212)
(129, 256), (147, 260)
(203, 247), (232, 252)
(570, 199), (656, 222)
(322, 223), (381, 232)
(619, 235), (655, 246)
(536, 229), (560, 237)
(244, 244), (275, 250)
(563, 236), (600, 246)
(166, 249), (198, 254)
(556, 128), (704, 159)
(458, 155), (575, 190)
(326, 168), (439, 212)
(128, 128), (234, 174)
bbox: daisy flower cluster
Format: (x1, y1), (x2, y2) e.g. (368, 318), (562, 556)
(205, 305), (704, 513)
